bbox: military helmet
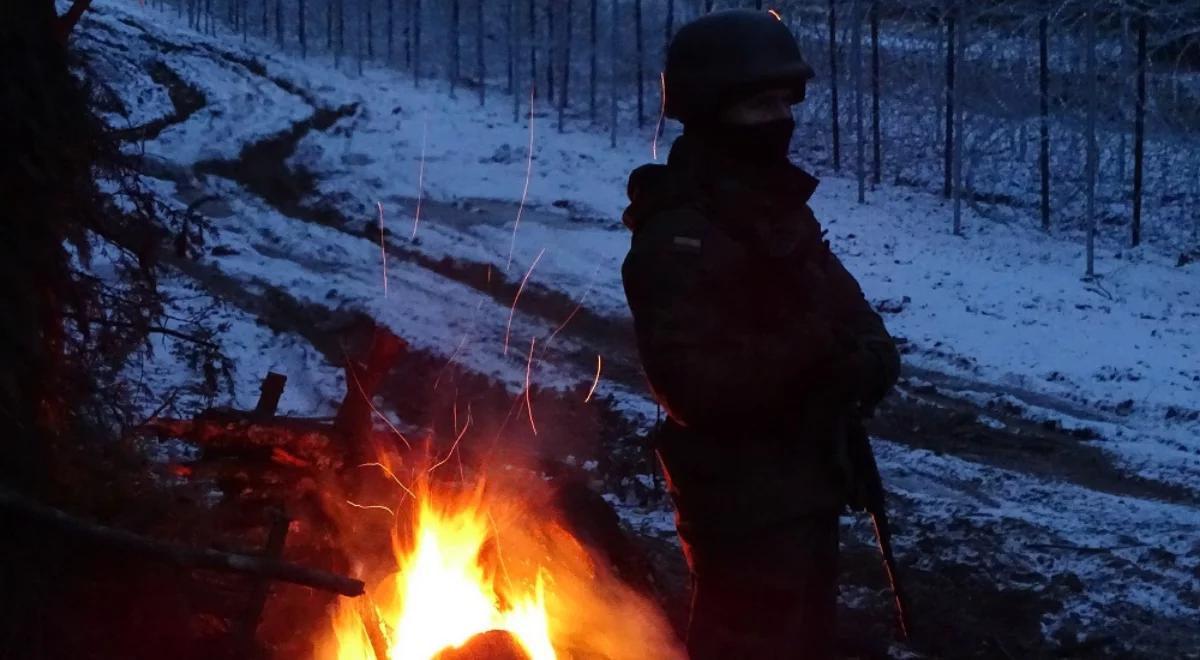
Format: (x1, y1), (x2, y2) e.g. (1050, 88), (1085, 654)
(664, 9), (815, 123)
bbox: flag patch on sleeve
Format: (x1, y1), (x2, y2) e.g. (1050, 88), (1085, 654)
(672, 236), (703, 252)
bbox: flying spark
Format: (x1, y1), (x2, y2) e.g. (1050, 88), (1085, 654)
(585, 354), (603, 403)
(345, 499), (396, 516)
(524, 337), (538, 436)
(768, 8), (783, 21)
(653, 71), (667, 161)
(542, 263), (601, 357)
(503, 247), (546, 357)
(346, 354), (412, 449)
(432, 334), (470, 391)
(411, 120), (428, 241)
(377, 201), (389, 298)
(507, 86), (537, 271)
(429, 406), (472, 474)
(357, 462), (417, 499)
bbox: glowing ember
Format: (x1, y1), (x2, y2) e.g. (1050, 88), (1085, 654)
(768, 8), (783, 21)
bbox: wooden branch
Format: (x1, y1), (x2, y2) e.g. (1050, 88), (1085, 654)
(53, 0), (94, 45)
(0, 486), (364, 597)
(235, 509), (291, 658)
(253, 372), (288, 422)
(136, 417), (344, 469)
(86, 317), (220, 350)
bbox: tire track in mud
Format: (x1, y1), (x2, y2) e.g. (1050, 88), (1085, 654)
(182, 93), (1198, 508)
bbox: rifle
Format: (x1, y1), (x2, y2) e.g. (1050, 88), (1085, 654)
(843, 416), (913, 642)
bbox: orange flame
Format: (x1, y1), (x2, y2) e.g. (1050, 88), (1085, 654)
(320, 469), (686, 660)
(325, 482), (555, 660)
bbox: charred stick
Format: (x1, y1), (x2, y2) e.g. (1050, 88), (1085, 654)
(234, 508), (292, 658)
(0, 486), (364, 597)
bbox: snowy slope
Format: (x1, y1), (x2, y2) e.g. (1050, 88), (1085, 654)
(75, 1), (1200, 655)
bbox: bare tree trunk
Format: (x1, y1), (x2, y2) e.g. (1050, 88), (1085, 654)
(665, 0), (674, 43)
(405, 0), (412, 66)
(590, 0), (598, 122)
(477, 0), (485, 106)
(387, 0), (394, 64)
(262, 0), (268, 37)
(870, 0), (881, 185)
(944, 0), (955, 198)
(357, 0), (365, 75)
(508, 0), (516, 98)
(1132, 15), (1146, 247)
(275, 0), (283, 47)
(413, 0), (421, 84)
(635, 0), (644, 127)
(337, 0), (345, 68)
(611, 0), (618, 147)
(366, 0), (374, 61)
(1085, 7), (1097, 274)
(529, 0), (537, 96)
(829, 0), (841, 171)
(326, 0), (333, 50)
(546, 1), (556, 104)
(952, 3), (965, 235)
(299, 0), (307, 58)
(1039, 12), (1050, 231)
(853, 0), (865, 203)
(559, 0), (572, 131)
(512, 0), (521, 122)
(705, 0), (713, 12)
(451, 0), (460, 96)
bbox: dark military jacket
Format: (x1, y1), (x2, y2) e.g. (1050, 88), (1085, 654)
(621, 135), (900, 538)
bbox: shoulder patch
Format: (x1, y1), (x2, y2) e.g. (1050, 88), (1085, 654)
(672, 236), (703, 253)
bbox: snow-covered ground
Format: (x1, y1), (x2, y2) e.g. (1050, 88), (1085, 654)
(76, 1), (1200, 655)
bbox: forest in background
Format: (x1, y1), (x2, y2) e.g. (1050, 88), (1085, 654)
(156, 0), (1200, 273)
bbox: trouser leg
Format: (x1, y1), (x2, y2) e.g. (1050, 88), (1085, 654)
(683, 514), (840, 660)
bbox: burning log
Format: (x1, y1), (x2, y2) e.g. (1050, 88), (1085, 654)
(433, 630), (531, 660)
(0, 486), (364, 597)
(136, 325), (408, 472)
(138, 414), (343, 469)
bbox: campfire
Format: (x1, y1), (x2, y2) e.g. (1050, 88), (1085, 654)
(117, 325), (680, 659)
(323, 472), (553, 660)
(319, 461), (679, 660)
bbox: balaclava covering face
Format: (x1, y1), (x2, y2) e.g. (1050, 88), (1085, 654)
(686, 114), (796, 166)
